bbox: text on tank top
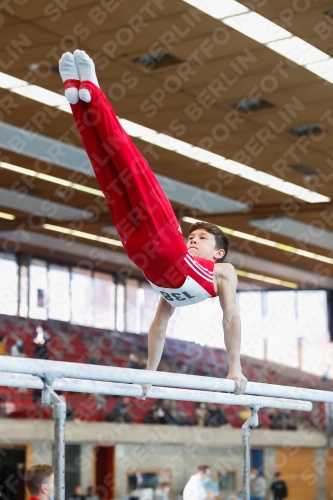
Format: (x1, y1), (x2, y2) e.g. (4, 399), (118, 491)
(148, 275), (213, 307)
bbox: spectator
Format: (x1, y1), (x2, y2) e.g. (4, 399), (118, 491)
(106, 396), (132, 423)
(183, 465), (214, 500)
(69, 486), (86, 500)
(33, 326), (51, 360)
(10, 339), (25, 357)
(322, 364), (330, 381)
(239, 406), (252, 423)
(129, 472), (143, 490)
(86, 486), (99, 500)
(0, 395), (15, 418)
(276, 410), (288, 430)
(267, 408), (279, 429)
(25, 464), (54, 500)
(32, 327), (51, 403)
(93, 393), (107, 410)
(285, 412), (297, 430)
(194, 403), (209, 427)
(176, 361), (189, 375)
(250, 469), (266, 500)
(268, 409), (296, 430)
(0, 335), (7, 355)
(201, 468), (219, 494)
(141, 356), (148, 368)
(155, 483), (170, 500)
(129, 353), (145, 369)
(206, 404), (228, 427)
(87, 355), (100, 365)
(151, 399), (168, 424)
(270, 472), (288, 500)
(167, 400), (192, 426)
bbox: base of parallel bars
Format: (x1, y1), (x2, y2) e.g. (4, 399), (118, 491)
(54, 413), (66, 500)
(41, 383), (66, 500)
(242, 406), (260, 500)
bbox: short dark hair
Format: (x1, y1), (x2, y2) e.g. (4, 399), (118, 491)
(25, 464), (54, 496)
(197, 465), (210, 474)
(188, 222), (229, 262)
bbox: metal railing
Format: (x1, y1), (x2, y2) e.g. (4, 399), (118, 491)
(0, 357), (331, 500)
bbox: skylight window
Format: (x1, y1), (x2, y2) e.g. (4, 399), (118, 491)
(267, 37), (330, 65)
(185, 0), (249, 19)
(223, 11), (292, 44)
(183, 0), (333, 84)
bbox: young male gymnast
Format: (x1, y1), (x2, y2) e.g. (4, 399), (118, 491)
(59, 51), (248, 396)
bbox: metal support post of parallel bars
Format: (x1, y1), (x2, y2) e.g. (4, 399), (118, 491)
(42, 384), (66, 500)
(325, 402), (333, 448)
(242, 406), (259, 500)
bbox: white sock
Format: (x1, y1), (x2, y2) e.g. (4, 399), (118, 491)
(59, 52), (79, 104)
(78, 88), (92, 103)
(73, 50), (99, 103)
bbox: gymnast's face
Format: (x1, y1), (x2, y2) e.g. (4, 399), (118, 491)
(187, 229), (225, 262)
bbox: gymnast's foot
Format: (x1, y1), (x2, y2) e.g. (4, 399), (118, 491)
(59, 52), (79, 104)
(73, 49), (99, 103)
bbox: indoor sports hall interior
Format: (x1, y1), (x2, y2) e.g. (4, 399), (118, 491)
(0, 1), (333, 500)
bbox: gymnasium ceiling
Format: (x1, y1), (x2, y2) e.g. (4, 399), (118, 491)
(1, 0), (333, 289)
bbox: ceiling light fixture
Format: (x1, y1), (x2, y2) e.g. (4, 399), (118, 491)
(43, 223), (123, 246)
(0, 212), (15, 220)
(0, 73), (70, 111)
(0, 160), (246, 214)
(183, 216), (333, 265)
(236, 269), (298, 288)
(0, 161), (103, 196)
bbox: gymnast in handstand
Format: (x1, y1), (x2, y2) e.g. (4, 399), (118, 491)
(59, 50), (247, 397)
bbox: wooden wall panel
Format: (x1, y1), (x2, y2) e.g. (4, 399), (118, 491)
(275, 447), (316, 500)
(326, 448), (333, 500)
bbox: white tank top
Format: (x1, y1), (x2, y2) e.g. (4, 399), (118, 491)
(148, 275), (212, 307)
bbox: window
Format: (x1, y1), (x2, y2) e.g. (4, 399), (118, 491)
(71, 268), (94, 326)
(126, 279), (141, 333)
(238, 292), (264, 359)
(93, 272), (115, 330)
(116, 282), (125, 332)
(168, 297), (223, 347)
(296, 290), (328, 343)
(19, 264), (28, 317)
(266, 291), (298, 367)
(218, 470), (236, 492)
(29, 259), (48, 320)
(296, 290), (328, 376)
(0, 254), (18, 316)
(48, 265), (70, 322)
(140, 283), (159, 333)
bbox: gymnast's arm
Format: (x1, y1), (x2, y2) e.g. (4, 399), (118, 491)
(216, 263), (248, 395)
(140, 297), (175, 398)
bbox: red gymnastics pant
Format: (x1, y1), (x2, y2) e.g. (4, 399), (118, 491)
(68, 80), (188, 288)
